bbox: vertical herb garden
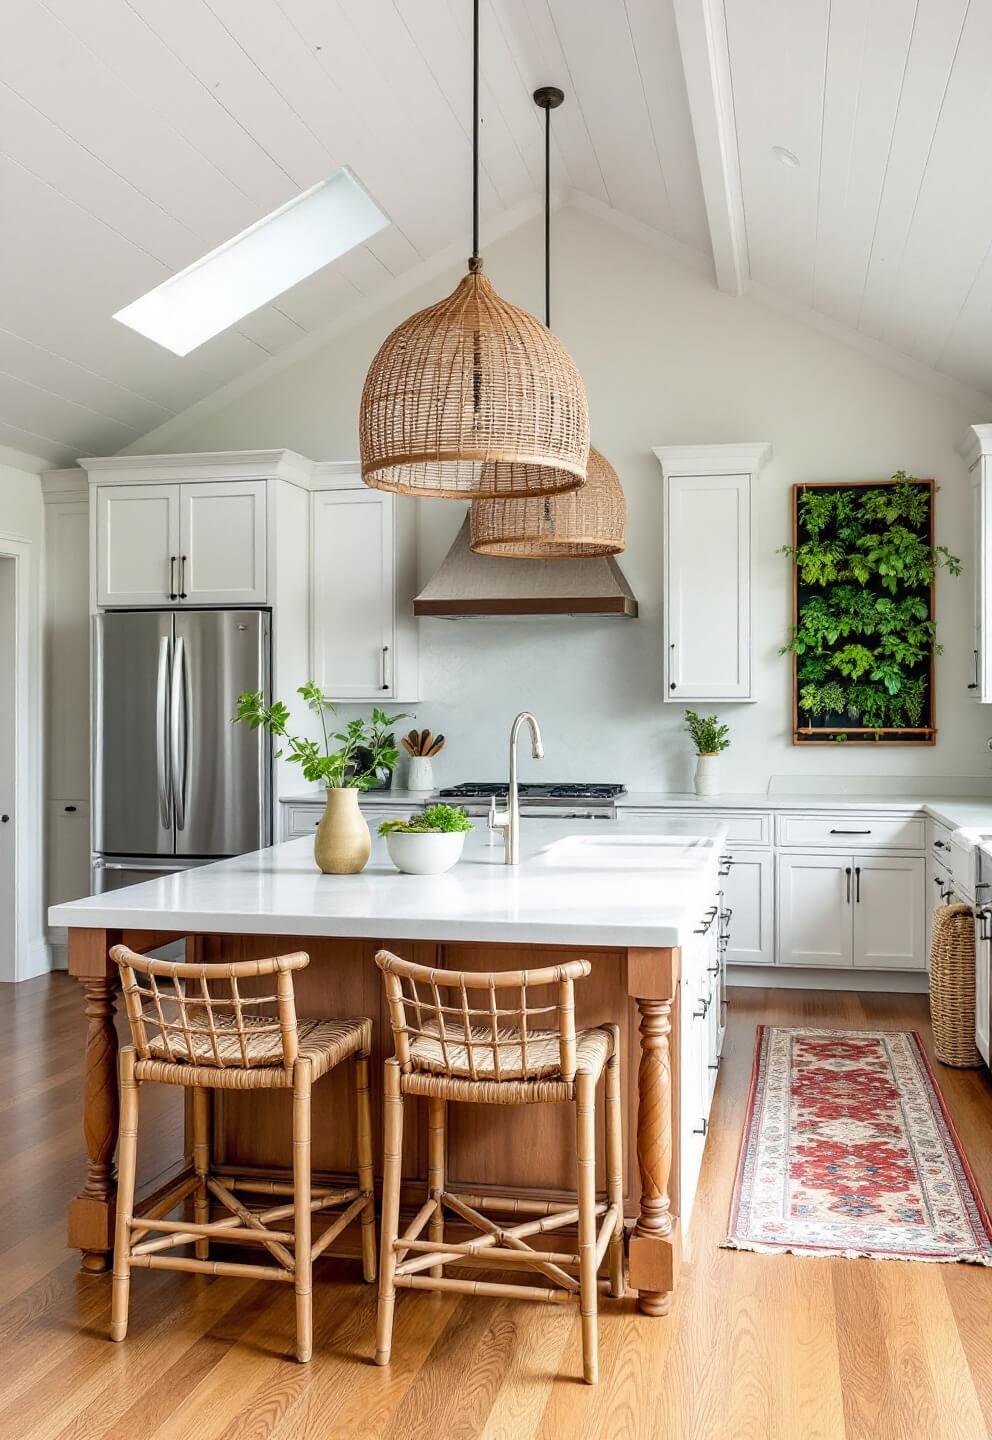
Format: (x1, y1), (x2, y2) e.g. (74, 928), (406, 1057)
(782, 473), (960, 744)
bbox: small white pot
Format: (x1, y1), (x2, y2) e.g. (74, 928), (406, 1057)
(385, 830), (466, 875)
(694, 753), (721, 797)
(407, 756), (435, 793)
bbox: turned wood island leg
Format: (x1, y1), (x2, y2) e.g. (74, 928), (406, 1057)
(625, 948), (681, 1317)
(68, 930), (121, 1273)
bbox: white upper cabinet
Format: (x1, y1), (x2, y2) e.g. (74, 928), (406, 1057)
(85, 452), (312, 609)
(180, 481), (267, 604)
(957, 424), (992, 701)
(310, 466), (419, 702)
(654, 443), (771, 703)
(95, 483), (179, 607)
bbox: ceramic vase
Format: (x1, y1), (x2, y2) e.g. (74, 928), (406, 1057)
(314, 787), (371, 875)
(694, 753), (720, 797)
(407, 755), (434, 793)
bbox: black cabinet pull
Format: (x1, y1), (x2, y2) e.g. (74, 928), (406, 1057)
(855, 865), (862, 903)
(968, 649), (980, 690)
(845, 866), (852, 903)
(830, 828), (871, 835)
(169, 556), (177, 601)
(178, 555), (187, 600)
(0, 814), (8, 824)
(64, 805), (77, 813)
(933, 839), (949, 851)
(693, 998), (710, 1020)
(693, 1118), (709, 1136)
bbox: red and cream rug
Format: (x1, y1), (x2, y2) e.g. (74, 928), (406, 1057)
(726, 1026), (992, 1264)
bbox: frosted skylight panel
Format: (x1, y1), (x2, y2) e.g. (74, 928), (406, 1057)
(113, 168), (389, 356)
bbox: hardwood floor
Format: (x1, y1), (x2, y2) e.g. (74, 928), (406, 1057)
(3, 975), (992, 1440)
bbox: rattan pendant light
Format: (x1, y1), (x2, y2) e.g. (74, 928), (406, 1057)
(470, 88), (626, 557)
(359, 3), (589, 499)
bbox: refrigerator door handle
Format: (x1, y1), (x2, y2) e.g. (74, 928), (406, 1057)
(156, 635), (173, 829)
(170, 635), (189, 831)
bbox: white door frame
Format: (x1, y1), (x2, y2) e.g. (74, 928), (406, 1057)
(0, 532), (44, 982)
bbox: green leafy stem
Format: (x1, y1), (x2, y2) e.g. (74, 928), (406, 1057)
(235, 682), (410, 789)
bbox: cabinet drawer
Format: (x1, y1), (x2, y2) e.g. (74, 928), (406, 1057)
(774, 813), (925, 850)
(284, 804), (323, 839)
(624, 808), (770, 846)
(927, 817), (954, 861)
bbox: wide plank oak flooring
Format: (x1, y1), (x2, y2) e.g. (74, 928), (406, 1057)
(2, 975), (991, 1440)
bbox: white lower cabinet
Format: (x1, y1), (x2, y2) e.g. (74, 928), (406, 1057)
(678, 894), (722, 1236)
(777, 851), (926, 971)
(777, 853), (853, 967)
(48, 800), (91, 906)
(851, 854), (926, 970)
(722, 851), (774, 966)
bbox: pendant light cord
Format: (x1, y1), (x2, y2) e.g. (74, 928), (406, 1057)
(544, 98), (551, 328)
(472, 0), (480, 263)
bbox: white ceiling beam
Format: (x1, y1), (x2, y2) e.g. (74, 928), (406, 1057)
(671, 0), (749, 296)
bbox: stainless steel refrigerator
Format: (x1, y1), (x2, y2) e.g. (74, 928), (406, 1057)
(92, 609), (271, 893)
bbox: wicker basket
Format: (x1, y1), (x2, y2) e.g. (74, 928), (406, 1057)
(929, 903), (982, 1068)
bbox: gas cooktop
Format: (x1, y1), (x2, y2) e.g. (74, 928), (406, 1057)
(439, 783), (627, 800)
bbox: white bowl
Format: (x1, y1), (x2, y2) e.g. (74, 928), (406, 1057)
(385, 830), (467, 875)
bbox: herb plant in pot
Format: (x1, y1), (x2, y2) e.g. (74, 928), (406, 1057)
(235, 685), (408, 875)
(379, 804), (473, 875)
(683, 710), (730, 797)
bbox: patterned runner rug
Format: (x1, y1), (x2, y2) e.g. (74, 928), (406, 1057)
(726, 1026), (992, 1264)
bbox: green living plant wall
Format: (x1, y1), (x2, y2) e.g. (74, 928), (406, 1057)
(781, 473), (960, 744)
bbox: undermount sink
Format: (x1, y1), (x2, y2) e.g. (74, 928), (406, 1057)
(531, 833), (716, 869)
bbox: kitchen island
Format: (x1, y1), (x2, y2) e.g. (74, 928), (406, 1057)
(50, 815), (727, 1316)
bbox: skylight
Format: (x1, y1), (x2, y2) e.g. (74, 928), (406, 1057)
(114, 168), (389, 356)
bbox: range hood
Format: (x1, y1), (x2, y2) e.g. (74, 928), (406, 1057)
(414, 519), (638, 619)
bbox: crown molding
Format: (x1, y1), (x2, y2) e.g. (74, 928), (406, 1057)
(652, 442), (771, 476)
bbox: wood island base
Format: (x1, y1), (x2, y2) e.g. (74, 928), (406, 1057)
(67, 927), (684, 1316)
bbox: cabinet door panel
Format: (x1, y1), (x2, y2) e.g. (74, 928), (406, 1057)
(312, 489), (394, 699)
(665, 473), (749, 700)
(852, 854), (926, 970)
(723, 852), (774, 965)
(776, 853), (853, 967)
(180, 480), (267, 604)
(96, 484), (178, 606)
(48, 800), (91, 906)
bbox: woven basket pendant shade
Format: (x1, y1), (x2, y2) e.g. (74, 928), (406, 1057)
(471, 445), (625, 557)
(359, 257), (589, 498)
(468, 83), (625, 557)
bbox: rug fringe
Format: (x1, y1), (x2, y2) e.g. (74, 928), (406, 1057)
(721, 1237), (992, 1266)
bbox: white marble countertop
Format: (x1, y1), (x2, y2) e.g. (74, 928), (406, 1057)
(49, 815), (728, 949)
(617, 791), (992, 831)
(279, 786), (992, 836)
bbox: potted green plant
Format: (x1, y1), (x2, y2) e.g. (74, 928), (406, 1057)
(235, 685), (408, 874)
(378, 804), (473, 875)
(683, 709), (730, 796)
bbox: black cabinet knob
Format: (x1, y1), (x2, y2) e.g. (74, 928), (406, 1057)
(0, 814), (8, 823)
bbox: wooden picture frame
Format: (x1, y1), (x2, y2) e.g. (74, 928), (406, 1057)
(790, 478), (937, 746)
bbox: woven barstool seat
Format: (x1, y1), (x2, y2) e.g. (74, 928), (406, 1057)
(109, 947), (376, 1363)
(374, 950), (624, 1386)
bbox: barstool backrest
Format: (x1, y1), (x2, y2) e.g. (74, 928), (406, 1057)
(111, 946), (309, 1071)
(375, 949), (591, 1083)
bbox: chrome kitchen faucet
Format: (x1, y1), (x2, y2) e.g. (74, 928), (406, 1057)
(488, 711), (544, 865)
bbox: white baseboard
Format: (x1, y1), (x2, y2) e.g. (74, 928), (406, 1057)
(728, 965), (929, 993)
(18, 937), (55, 981)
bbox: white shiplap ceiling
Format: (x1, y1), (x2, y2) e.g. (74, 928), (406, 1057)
(0, 0), (708, 464)
(2, 0), (991, 467)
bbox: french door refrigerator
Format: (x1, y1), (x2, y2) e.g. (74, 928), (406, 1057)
(93, 609), (271, 893)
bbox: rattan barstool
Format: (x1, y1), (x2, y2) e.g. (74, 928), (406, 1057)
(109, 945), (376, 1363)
(374, 949), (623, 1385)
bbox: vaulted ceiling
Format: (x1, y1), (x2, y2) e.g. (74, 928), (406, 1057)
(2, 0), (990, 468)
